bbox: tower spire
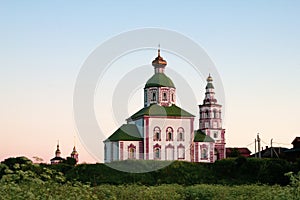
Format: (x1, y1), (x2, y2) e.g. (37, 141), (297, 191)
(158, 44), (160, 57)
(55, 140), (61, 158)
(204, 74), (217, 104)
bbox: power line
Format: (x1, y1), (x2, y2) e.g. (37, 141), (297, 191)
(246, 141), (255, 147)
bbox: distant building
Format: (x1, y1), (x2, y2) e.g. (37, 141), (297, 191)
(50, 142), (65, 164)
(251, 146), (287, 159)
(284, 137), (300, 162)
(50, 142), (79, 164)
(226, 147), (251, 158)
(70, 146), (79, 163)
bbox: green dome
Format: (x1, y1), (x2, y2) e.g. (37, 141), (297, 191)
(145, 73), (175, 88)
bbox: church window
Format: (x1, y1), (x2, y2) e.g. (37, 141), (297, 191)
(104, 144), (107, 160)
(205, 122), (209, 128)
(165, 144), (174, 160)
(213, 110), (217, 118)
(205, 110), (209, 118)
(166, 127), (173, 141)
(214, 132), (218, 138)
(152, 92), (156, 101)
(201, 148), (208, 159)
(154, 147), (161, 159)
(178, 145), (185, 159)
(163, 92), (167, 101)
(128, 144), (136, 159)
(153, 126), (161, 141)
(177, 127), (184, 141)
(144, 91), (148, 103)
(171, 93), (174, 102)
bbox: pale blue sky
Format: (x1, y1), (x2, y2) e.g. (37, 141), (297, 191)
(1, 1), (300, 163)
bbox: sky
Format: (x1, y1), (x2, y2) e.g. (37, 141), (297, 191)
(1, 1), (300, 163)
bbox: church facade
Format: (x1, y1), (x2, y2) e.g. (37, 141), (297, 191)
(104, 50), (225, 163)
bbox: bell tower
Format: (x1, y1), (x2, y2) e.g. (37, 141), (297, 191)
(199, 74), (226, 160)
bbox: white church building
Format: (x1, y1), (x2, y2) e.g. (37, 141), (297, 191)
(104, 49), (225, 163)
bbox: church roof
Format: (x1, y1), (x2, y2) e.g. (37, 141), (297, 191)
(145, 73), (175, 88)
(50, 156), (65, 161)
(193, 129), (215, 142)
(106, 124), (143, 142)
(129, 104), (194, 120)
(205, 82), (214, 89)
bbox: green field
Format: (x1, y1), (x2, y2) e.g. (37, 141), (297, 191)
(1, 182), (299, 200)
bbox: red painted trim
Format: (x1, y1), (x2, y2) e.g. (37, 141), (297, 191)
(195, 143), (199, 162)
(145, 117), (149, 160)
(120, 142), (124, 160)
(190, 118), (194, 161)
(139, 141), (143, 160)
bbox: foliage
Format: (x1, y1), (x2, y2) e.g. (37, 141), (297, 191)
(1, 156), (300, 199)
(0, 182), (298, 200)
(66, 158), (293, 186)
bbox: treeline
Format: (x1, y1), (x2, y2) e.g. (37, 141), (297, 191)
(66, 158), (296, 185)
(1, 156), (300, 186)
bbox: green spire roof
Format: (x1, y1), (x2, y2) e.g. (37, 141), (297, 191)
(106, 124), (142, 142)
(145, 73), (175, 88)
(205, 82), (214, 89)
(129, 104), (194, 120)
(194, 129), (214, 142)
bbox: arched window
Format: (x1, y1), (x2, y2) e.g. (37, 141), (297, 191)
(166, 127), (173, 141)
(205, 110), (209, 118)
(153, 126), (161, 141)
(152, 91), (156, 101)
(171, 93), (174, 102)
(128, 144), (136, 159)
(163, 92), (167, 101)
(213, 110), (217, 118)
(177, 127), (184, 141)
(154, 148), (161, 159)
(165, 144), (174, 160)
(177, 144), (185, 159)
(201, 147), (208, 159)
(153, 144), (161, 160)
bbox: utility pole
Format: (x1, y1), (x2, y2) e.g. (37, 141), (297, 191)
(271, 139), (273, 158)
(255, 138), (257, 158)
(257, 133), (261, 159)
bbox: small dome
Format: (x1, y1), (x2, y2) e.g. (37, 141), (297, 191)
(152, 49), (167, 67)
(207, 74), (213, 82)
(145, 73), (175, 88)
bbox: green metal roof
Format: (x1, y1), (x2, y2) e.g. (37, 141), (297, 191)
(205, 82), (214, 89)
(129, 104), (194, 120)
(145, 73), (175, 88)
(106, 124), (143, 142)
(194, 129), (215, 142)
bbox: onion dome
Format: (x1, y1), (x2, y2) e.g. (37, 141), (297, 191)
(152, 48), (167, 68)
(145, 48), (175, 88)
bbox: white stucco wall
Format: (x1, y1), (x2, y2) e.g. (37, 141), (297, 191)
(146, 117), (193, 161)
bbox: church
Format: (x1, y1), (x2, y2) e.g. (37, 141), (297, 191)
(104, 49), (225, 163)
